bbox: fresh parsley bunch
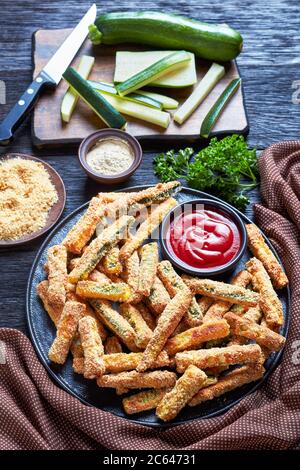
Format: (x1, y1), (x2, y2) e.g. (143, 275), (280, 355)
(153, 135), (258, 210)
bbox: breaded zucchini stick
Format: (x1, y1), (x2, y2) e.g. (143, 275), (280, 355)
(137, 242), (159, 296)
(145, 276), (171, 315)
(137, 288), (193, 372)
(246, 224), (288, 289)
(175, 343), (263, 373)
(189, 363), (265, 406)
(78, 316), (105, 379)
(119, 198), (178, 261)
(123, 250), (142, 304)
(90, 299), (138, 351)
(123, 388), (170, 415)
(102, 246), (123, 276)
(224, 312), (286, 352)
(136, 303), (156, 330)
(198, 296), (214, 316)
(103, 350), (170, 373)
(156, 366), (207, 422)
(76, 280), (131, 302)
(97, 370), (177, 390)
(68, 216), (134, 283)
(105, 335), (123, 354)
(120, 304), (153, 349)
(203, 270), (252, 322)
(37, 280), (62, 326)
(47, 244), (67, 311)
(48, 301), (86, 364)
(157, 261), (203, 326)
(165, 319), (230, 356)
(183, 276), (259, 307)
(246, 257), (284, 330)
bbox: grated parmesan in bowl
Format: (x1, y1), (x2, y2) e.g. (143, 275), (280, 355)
(0, 157), (58, 241)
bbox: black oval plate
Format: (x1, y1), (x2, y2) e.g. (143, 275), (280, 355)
(26, 186), (290, 427)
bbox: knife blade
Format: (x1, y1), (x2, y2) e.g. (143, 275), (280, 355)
(0, 4), (97, 145)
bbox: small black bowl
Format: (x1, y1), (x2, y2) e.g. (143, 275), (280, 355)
(161, 198), (248, 277)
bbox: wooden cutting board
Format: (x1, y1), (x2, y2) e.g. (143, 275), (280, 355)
(32, 29), (248, 147)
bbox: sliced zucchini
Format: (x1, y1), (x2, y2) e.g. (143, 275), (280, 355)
(116, 51), (191, 96)
(61, 55), (95, 123)
(62, 67), (126, 129)
(138, 90), (179, 109)
(174, 63), (225, 124)
(114, 50), (197, 88)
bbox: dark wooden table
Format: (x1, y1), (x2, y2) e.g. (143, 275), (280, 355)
(0, 1), (299, 334)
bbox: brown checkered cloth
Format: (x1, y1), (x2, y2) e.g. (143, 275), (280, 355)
(1, 141), (300, 450)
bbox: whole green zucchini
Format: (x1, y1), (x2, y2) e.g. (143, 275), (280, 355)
(89, 11), (243, 62)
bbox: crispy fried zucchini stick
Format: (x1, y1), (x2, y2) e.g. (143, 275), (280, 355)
(97, 370), (177, 390)
(123, 250), (142, 304)
(145, 277), (171, 315)
(198, 296), (214, 316)
(246, 257), (284, 330)
(48, 301), (86, 364)
(156, 366), (207, 421)
(189, 364), (265, 406)
(157, 261), (203, 326)
(68, 216), (134, 283)
(136, 303), (156, 330)
(183, 276), (259, 307)
(47, 244), (67, 311)
(76, 280), (131, 302)
(119, 198), (178, 261)
(72, 357), (85, 374)
(246, 224), (288, 289)
(175, 343), (263, 373)
(224, 312), (286, 352)
(105, 336), (123, 354)
(90, 299), (138, 351)
(138, 242), (159, 296)
(120, 304), (153, 349)
(78, 316), (105, 379)
(137, 288), (193, 372)
(165, 319), (230, 356)
(203, 270), (252, 322)
(102, 246), (123, 275)
(123, 388), (170, 415)
(103, 350), (170, 373)
(37, 280), (62, 326)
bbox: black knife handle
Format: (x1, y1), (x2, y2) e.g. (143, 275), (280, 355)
(0, 70), (56, 146)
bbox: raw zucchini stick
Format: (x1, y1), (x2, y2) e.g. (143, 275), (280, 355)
(78, 316), (105, 379)
(165, 319), (230, 356)
(224, 312), (286, 352)
(183, 276), (259, 307)
(189, 363), (265, 407)
(120, 303), (153, 349)
(37, 280), (62, 326)
(157, 260), (203, 326)
(138, 242), (159, 296)
(76, 280), (131, 302)
(47, 244), (67, 311)
(90, 299), (138, 352)
(137, 288), (193, 372)
(145, 276), (171, 315)
(119, 198), (178, 261)
(203, 270), (252, 322)
(246, 224), (288, 289)
(246, 257), (284, 330)
(156, 366), (207, 422)
(105, 335), (123, 354)
(48, 301), (86, 364)
(123, 388), (170, 415)
(138, 90), (179, 109)
(102, 246), (123, 275)
(97, 370), (177, 390)
(175, 343), (263, 373)
(174, 63), (225, 124)
(136, 303), (156, 330)
(68, 215), (134, 283)
(123, 250), (142, 304)
(103, 350), (170, 374)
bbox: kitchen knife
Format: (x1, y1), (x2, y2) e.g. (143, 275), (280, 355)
(0, 4), (97, 145)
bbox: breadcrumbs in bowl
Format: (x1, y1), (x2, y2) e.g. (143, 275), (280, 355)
(0, 156), (59, 241)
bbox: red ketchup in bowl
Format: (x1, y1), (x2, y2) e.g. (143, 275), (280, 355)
(166, 208), (241, 270)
